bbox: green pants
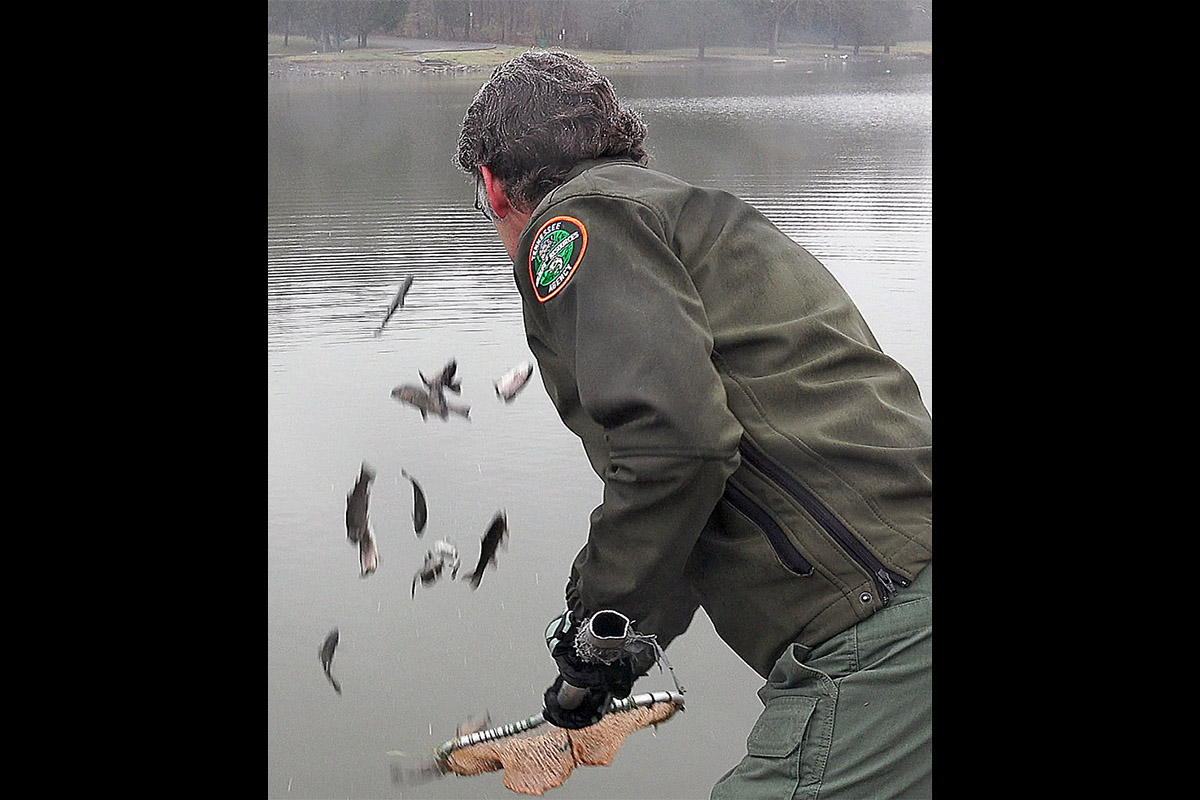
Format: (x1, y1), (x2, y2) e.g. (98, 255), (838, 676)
(711, 564), (932, 800)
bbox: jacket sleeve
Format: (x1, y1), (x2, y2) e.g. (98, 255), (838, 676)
(526, 192), (743, 645)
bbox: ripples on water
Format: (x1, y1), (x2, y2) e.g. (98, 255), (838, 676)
(269, 72), (932, 365)
(267, 197), (516, 351)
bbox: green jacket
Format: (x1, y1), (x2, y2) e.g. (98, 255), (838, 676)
(515, 159), (932, 678)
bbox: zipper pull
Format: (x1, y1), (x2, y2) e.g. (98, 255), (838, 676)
(876, 568), (898, 604)
(875, 568), (912, 606)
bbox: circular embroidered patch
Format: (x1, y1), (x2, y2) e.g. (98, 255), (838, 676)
(529, 216), (587, 302)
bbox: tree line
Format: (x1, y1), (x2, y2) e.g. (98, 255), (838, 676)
(268, 1), (932, 56)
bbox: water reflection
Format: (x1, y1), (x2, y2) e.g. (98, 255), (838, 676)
(267, 200), (515, 350)
(633, 80), (931, 125)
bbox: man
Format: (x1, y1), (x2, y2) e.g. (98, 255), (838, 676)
(455, 50), (931, 799)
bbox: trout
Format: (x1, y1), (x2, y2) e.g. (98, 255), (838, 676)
(402, 469), (428, 536)
(319, 628), (342, 695)
(411, 539), (460, 597)
(375, 275), (414, 336)
(494, 361), (535, 403)
(391, 384), (470, 421)
(464, 511), (508, 590)
(345, 463), (375, 544)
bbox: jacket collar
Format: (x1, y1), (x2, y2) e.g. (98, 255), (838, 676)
(527, 157), (645, 223)
(560, 157), (644, 184)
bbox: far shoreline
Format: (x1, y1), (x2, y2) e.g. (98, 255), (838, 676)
(268, 38), (931, 79)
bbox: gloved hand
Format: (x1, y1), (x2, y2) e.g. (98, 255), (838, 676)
(541, 611), (636, 729)
(542, 675), (612, 729)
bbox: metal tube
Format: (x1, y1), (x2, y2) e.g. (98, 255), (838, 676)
(556, 680), (591, 709)
(579, 609), (631, 654)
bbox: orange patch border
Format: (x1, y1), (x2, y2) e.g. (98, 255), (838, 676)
(529, 215), (588, 303)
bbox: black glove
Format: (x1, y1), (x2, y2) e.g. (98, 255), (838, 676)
(549, 616), (636, 699)
(541, 612), (637, 729)
(542, 675), (612, 729)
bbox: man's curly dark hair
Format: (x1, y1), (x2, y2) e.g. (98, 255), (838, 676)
(454, 50), (649, 213)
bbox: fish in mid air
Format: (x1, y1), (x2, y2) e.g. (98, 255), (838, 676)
(411, 539), (461, 597)
(391, 760), (447, 786)
(375, 275), (414, 336)
(494, 361), (535, 403)
(464, 511), (508, 590)
(319, 628), (342, 695)
(345, 462), (376, 544)
(389, 703), (489, 785)
(420, 358), (462, 395)
(419, 359), (464, 422)
(359, 521), (379, 577)
(401, 469), (428, 537)
(391, 384), (470, 421)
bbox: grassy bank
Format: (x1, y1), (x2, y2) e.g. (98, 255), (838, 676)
(268, 34), (931, 74)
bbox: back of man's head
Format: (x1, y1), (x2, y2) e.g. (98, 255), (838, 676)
(454, 50), (649, 212)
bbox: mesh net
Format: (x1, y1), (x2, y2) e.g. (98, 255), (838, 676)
(443, 700), (682, 796)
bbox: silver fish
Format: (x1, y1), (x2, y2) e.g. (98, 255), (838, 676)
(391, 384), (470, 422)
(494, 361), (535, 403)
(345, 462), (376, 544)
(391, 759), (447, 786)
(401, 469), (428, 537)
(319, 628), (342, 695)
(359, 521), (379, 577)
(464, 511), (508, 590)
(433, 538), (459, 572)
(420, 358), (462, 395)
(411, 539), (460, 597)
(375, 275), (414, 336)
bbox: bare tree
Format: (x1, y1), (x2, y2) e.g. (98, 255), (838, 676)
(765, 0), (799, 55)
(346, 1), (409, 48)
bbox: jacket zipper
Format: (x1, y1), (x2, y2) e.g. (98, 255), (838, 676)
(724, 482), (812, 575)
(737, 438), (910, 606)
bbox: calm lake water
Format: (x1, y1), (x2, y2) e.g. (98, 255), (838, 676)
(268, 56), (931, 800)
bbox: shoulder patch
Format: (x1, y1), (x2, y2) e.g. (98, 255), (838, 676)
(529, 216), (587, 302)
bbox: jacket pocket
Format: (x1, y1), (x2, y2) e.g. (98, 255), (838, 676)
(724, 481), (813, 576)
(738, 436), (911, 607)
(711, 694), (826, 800)
(746, 695), (819, 757)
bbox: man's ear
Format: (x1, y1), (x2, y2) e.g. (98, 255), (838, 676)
(480, 165), (512, 220)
